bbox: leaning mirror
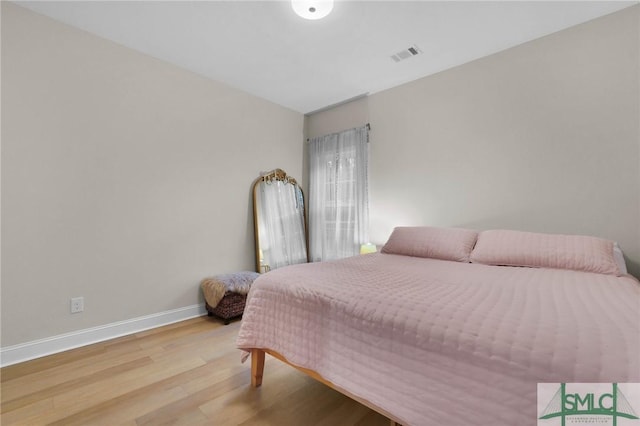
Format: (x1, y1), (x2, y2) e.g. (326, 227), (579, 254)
(252, 169), (308, 273)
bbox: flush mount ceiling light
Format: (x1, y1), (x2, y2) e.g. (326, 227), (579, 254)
(291, 0), (334, 20)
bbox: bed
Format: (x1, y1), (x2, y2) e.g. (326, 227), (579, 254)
(236, 227), (640, 426)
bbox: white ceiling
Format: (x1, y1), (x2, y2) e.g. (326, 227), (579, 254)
(16, 1), (637, 114)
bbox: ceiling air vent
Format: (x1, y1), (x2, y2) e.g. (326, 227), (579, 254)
(390, 44), (422, 63)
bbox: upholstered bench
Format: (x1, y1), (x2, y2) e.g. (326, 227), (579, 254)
(200, 271), (259, 324)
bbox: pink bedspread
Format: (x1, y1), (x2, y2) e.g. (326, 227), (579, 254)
(236, 253), (640, 426)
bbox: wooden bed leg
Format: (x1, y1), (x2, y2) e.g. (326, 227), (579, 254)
(251, 349), (265, 388)
(390, 421), (403, 426)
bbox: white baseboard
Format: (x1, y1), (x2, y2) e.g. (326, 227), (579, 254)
(0, 304), (207, 367)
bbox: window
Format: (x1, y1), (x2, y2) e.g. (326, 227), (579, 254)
(308, 125), (369, 262)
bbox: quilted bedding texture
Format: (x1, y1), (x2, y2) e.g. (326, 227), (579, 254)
(236, 253), (640, 426)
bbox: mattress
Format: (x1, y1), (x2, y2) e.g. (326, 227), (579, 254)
(236, 253), (640, 426)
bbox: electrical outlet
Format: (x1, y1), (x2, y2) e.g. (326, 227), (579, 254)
(71, 297), (84, 314)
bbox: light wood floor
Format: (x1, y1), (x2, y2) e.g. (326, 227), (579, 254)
(1, 316), (388, 425)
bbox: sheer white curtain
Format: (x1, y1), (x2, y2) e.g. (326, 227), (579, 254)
(309, 125), (369, 262)
(256, 180), (307, 270)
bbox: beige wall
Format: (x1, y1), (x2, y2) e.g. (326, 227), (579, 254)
(1, 3), (303, 346)
(308, 6), (640, 277)
(306, 97), (370, 140)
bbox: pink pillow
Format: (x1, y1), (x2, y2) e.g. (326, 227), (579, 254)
(470, 229), (620, 275)
(381, 226), (478, 262)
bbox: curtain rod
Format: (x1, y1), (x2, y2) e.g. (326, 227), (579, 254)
(306, 123), (370, 142)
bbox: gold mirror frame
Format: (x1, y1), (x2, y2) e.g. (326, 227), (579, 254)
(252, 169), (309, 273)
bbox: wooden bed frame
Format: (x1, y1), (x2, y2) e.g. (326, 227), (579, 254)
(250, 348), (404, 426)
